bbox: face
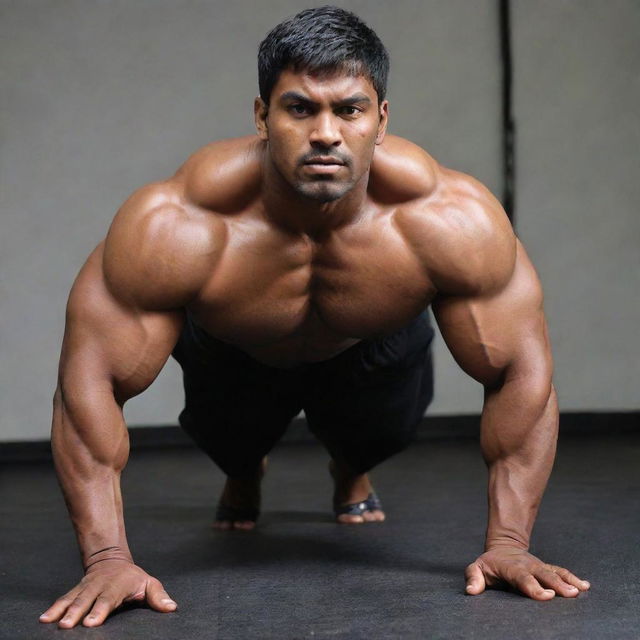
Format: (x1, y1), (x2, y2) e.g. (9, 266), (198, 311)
(255, 68), (388, 203)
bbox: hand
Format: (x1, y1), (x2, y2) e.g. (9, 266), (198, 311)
(39, 559), (177, 628)
(465, 547), (591, 600)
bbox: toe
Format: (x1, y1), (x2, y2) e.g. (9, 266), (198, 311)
(213, 520), (232, 531)
(361, 510), (386, 522)
(233, 521), (256, 531)
(337, 514), (365, 524)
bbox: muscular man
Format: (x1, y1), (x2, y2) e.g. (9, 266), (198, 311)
(40, 6), (590, 630)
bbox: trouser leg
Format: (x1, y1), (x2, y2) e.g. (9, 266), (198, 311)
(172, 318), (303, 477)
(303, 312), (435, 474)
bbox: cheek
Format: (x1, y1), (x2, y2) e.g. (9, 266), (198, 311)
(351, 118), (379, 144)
(269, 134), (295, 169)
(273, 125), (306, 161)
(349, 124), (378, 162)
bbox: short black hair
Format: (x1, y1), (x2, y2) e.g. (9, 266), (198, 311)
(258, 6), (390, 104)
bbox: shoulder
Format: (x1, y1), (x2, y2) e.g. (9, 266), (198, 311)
(102, 136), (262, 310)
(175, 135), (263, 213)
(103, 179), (227, 310)
(388, 151), (516, 296)
(370, 135), (438, 203)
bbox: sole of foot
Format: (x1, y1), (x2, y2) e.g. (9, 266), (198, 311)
(213, 457), (267, 531)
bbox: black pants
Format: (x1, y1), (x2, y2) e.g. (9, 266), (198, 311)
(172, 312), (435, 476)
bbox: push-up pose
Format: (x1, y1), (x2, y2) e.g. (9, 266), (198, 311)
(41, 5), (590, 629)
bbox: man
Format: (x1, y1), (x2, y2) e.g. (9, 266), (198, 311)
(40, 5), (590, 630)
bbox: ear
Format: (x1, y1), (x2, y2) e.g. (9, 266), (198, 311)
(375, 100), (389, 145)
(254, 97), (269, 141)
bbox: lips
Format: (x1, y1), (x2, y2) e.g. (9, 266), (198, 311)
(304, 157), (345, 166)
(302, 157), (346, 176)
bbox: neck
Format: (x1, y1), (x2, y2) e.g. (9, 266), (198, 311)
(261, 150), (370, 237)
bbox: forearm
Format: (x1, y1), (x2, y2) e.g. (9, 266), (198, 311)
(480, 378), (559, 551)
(52, 386), (133, 569)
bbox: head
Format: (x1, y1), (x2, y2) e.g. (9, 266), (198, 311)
(255, 6), (390, 203)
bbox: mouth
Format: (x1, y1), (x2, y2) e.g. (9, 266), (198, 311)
(304, 157), (345, 166)
(302, 157), (346, 175)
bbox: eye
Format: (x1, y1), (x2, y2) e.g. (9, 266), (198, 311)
(288, 104), (309, 116)
(337, 106), (361, 117)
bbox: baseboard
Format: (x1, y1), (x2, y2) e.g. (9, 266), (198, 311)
(1, 411), (638, 463)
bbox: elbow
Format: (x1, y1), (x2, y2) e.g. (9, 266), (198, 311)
(520, 372), (554, 408)
(486, 354), (554, 416)
(53, 374), (128, 463)
(506, 345), (553, 398)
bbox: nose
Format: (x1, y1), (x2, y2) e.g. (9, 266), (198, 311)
(309, 112), (342, 148)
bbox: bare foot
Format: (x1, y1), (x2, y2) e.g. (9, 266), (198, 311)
(213, 457), (267, 531)
(329, 459), (386, 524)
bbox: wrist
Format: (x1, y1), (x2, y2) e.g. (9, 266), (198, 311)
(485, 536), (529, 552)
(83, 545), (133, 573)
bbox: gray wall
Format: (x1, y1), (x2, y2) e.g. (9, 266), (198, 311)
(512, 0), (640, 411)
(1, 1), (637, 442)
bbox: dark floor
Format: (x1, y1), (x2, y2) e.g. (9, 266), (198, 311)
(1, 432), (639, 640)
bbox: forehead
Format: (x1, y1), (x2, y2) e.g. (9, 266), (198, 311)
(272, 68), (377, 102)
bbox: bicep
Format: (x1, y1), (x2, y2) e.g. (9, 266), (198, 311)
(59, 244), (184, 406)
(432, 240), (552, 389)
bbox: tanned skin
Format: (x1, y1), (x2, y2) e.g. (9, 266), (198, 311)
(41, 69), (590, 629)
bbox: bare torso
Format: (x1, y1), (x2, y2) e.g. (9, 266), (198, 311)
(100, 134), (503, 369)
(188, 213), (434, 367)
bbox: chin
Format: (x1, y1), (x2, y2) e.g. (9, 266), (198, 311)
(295, 180), (352, 203)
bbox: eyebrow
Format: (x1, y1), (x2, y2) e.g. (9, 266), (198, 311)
(279, 91), (372, 106)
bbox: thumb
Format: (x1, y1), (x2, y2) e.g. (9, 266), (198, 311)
(465, 562), (486, 595)
(146, 578), (178, 612)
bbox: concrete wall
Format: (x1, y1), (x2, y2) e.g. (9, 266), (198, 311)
(1, 0), (636, 442)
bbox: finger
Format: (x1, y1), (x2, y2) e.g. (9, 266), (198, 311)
(39, 589), (81, 624)
(145, 578), (177, 613)
(57, 591), (101, 629)
(514, 573), (555, 601)
(464, 562), (486, 595)
(548, 565), (591, 591)
(536, 569), (580, 598)
(82, 594), (120, 628)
